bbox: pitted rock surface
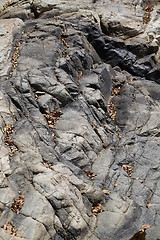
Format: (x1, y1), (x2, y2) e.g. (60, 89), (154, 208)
(0, 0), (160, 240)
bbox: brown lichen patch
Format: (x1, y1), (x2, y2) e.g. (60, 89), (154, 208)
(11, 195), (25, 214)
(122, 164), (134, 177)
(92, 204), (103, 216)
(83, 169), (96, 180)
(1, 222), (22, 238)
(44, 110), (62, 129)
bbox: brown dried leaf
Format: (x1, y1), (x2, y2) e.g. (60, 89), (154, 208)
(11, 195), (25, 213)
(4, 136), (13, 146)
(107, 103), (117, 121)
(83, 170), (96, 180)
(142, 224), (150, 230)
(4, 124), (18, 154)
(103, 189), (110, 195)
(61, 37), (69, 47)
(4, 124), (14, 135)
(9, 146), (18, 158)
(6, 223), (12, 234)
(146, 203), (152, 209)
(112, 87), (121, 96)
(126, 76), (133, 82)
(77, 71), (83, 79)
(92, 204), (103, 215)
(43, 161), (52, 169)
(1, 222), (22, 237)
(12, 46), (20, 70)
(44, 162), (49, 168)
(52, 133), (55, 140)
(114, 183), (118, 187)
(122, 164), (134, 177)
(44, 110), (62, 128)
(34, 93), (40, 100)
(48, 124), (54, 129)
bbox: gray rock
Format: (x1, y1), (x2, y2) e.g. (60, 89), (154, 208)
(0, 1), (159, 239)
(0, 18), (24, 77)
(33, 164), (100, 239)
(0, 229), (25, 240)
(146, 64), (160, 83)
(95, 192), (142, 240)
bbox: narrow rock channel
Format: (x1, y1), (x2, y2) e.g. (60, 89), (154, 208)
(0, 0), (160, 240)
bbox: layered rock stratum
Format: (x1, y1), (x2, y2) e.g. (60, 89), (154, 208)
(0, 0), (160, 239)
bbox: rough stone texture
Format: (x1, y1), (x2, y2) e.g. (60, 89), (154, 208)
(0, 18), (24, 76)
(0, 0), (159, 240)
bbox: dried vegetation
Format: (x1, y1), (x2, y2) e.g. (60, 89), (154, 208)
(92, 204), (103, 216)
(1, 222), (22, 238)
(11, 195), (25, 214)
(143, 2), (154, 24)
(44, 110), (62, 129)
(4, 124), (18, 158)
(108, 86), (121, 121)
(122, 164), (134, 177)
(83, 169), (96, 180)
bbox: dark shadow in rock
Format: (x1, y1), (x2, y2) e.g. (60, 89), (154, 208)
(146, 65), (160, 84)
(126, 42), (158, 59)
(129, 231), (146, 240)
(83, 24), (159, 81)
(30, 2), (40, 19)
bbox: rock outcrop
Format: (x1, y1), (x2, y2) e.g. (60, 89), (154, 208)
(0, 0), (160, 240)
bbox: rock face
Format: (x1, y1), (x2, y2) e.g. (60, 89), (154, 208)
(0, 18), (24, 76)
(0, 0), (160, 240)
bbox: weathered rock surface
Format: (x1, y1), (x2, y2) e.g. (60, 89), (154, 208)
(0, 0), (159, 240)
(0, 18), (24, 76)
